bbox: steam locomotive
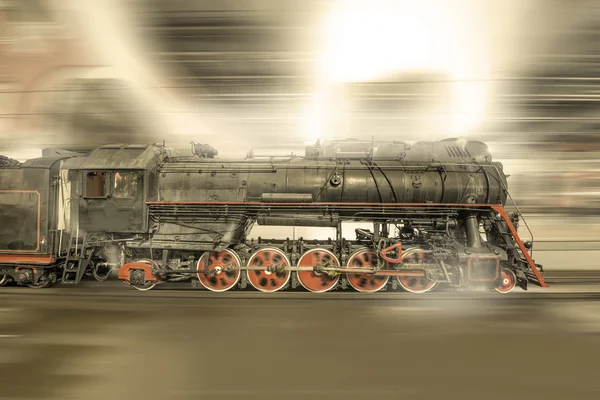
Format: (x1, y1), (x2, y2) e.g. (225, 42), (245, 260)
(0, 138), (546, 293)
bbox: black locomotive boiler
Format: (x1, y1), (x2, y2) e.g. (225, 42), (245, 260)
(0, 138), (547, 293)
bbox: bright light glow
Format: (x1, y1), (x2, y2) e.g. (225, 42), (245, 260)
(310, 0), (492, 137)
(301, 92), (327, 143)
(318, 0), (454, 83)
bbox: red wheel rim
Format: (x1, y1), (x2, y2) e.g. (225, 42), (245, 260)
(397, 276), (437, 293)
(246, 248), (291, 292)
(397, 248), (438, 293)
(297, 248), (340, 293)
(346, 248), (389, 293)
(494, 268), (516, 293)
(196, 249), (241, 292)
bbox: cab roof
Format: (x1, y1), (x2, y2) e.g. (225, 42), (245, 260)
(63, 144), (163, 170)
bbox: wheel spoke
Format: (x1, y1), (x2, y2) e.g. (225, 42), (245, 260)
(196, 249), (241, 292)
(297, 248), (340, 293)
(346, 248), (389, 293)
(397, 248), (438, 294)
(246, 248), (291, 292)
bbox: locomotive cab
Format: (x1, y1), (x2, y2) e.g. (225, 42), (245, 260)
(82, 169), (145, 232)
(63, 144), (163, 234)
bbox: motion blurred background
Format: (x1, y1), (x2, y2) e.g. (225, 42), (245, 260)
(0, 0), (599, 270)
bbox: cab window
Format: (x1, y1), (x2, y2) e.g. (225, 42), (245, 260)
(113, 172), (140, 198)
(85, 172), (106, 197)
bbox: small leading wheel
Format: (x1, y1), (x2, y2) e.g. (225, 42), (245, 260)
(494, 267), (517, 294)
(396, 248), (438, 294)
(131, 281), (157, 292)
(246, 248), (291, 292)
(346, 248), (389, 293)
(296, 248), (341, 293)
(129, 260), (160, 291)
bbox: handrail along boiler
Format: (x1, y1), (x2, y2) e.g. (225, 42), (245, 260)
(0, 138), (546, 293)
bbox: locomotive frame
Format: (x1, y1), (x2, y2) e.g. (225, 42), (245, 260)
(0, 139), (547, 293)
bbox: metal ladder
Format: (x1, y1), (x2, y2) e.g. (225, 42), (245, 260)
(61, 235), (91, 284)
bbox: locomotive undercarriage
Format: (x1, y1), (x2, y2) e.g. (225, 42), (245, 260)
(0, 246), (114, 288)
(130, 242), (513, 294)
(113, 203), (544, 294)
(0, 204), (544, 293)
(116, 243), (516, 294)
(0, 230), (127, 288)
(0, 265), (57, 288)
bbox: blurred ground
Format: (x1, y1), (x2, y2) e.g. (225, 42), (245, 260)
(2, 282), (600, 399)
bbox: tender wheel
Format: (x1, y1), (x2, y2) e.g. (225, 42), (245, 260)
(494, 267), (517, 294)
(246, 248), (291, 292)
(346, 248), (389, 293)
(396, 248), (438, 294)
(0, 275), (9, 287)
(26, 272), (54, 289)
(297, 248), (340, 293)
(196, 249), (241, 292)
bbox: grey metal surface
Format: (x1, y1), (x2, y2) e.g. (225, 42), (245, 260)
(0, 162), (60, 256)
(159, 155), (507, 205)
(151, 142), (508, 251)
